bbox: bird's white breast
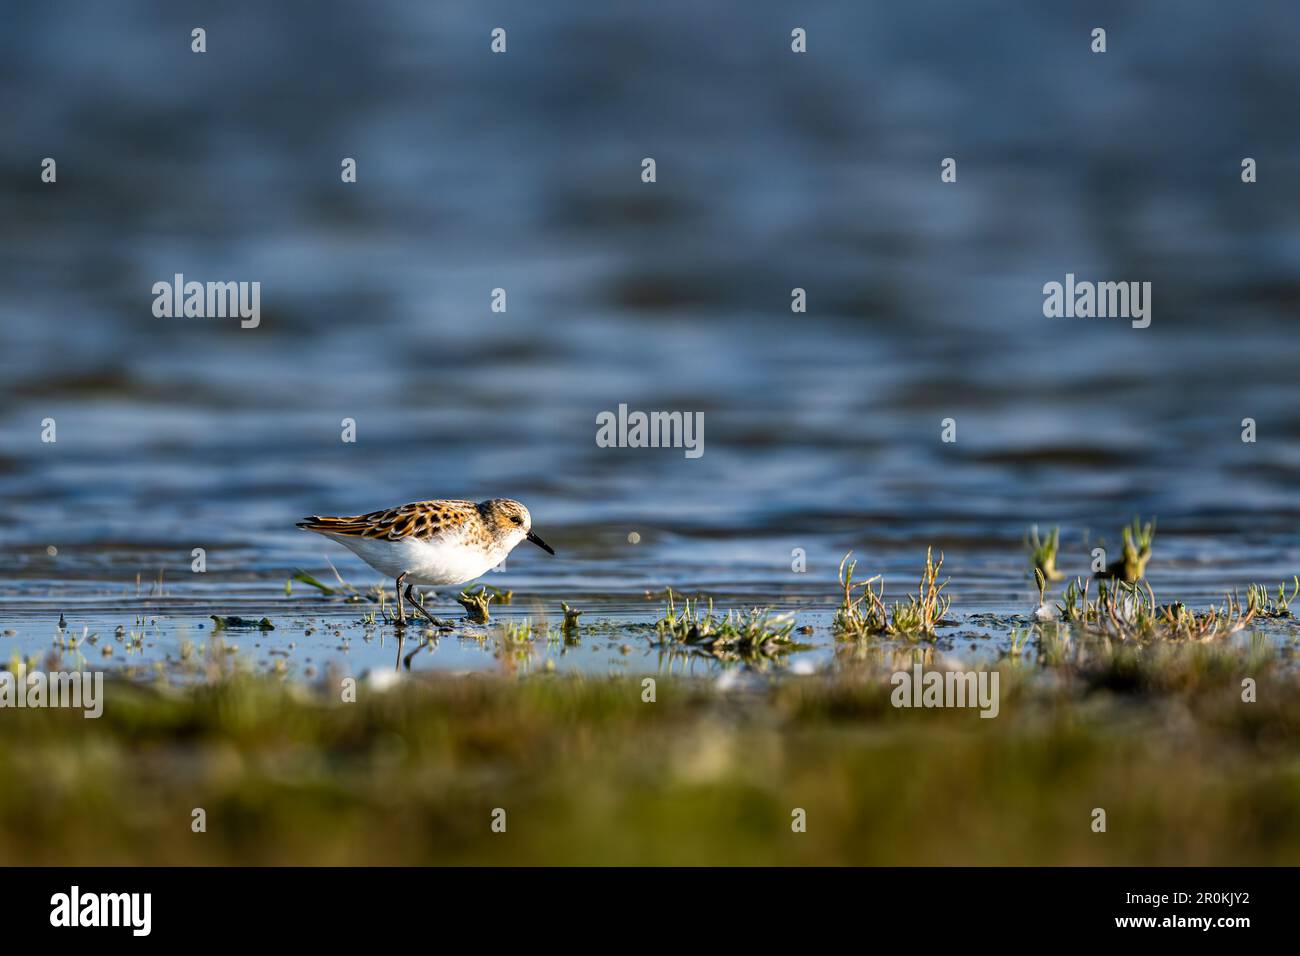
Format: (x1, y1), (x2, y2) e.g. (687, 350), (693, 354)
(324, 533), (510, 586)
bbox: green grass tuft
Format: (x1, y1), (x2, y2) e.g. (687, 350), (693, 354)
(1025, 525), (1064, 582)
(834, 548), (953, 640)
(653, 590), (798, 657)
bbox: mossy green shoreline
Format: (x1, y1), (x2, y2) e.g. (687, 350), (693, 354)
(2, 644), (1297, 865)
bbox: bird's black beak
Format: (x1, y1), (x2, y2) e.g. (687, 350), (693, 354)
(526, 530), (555, 555)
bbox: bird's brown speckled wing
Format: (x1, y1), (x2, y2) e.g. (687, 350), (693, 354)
(297, 499), (478, 541)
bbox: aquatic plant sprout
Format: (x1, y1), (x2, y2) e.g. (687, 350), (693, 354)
(834, 548), (952, 639)
(1108, 516), (1156, 582)
(560, 603), (583, 643)
(1056, 576), (1255, 641)
(456, 588), (494, 623)
(835, 553), (889, 636)
(1025, 525), (1064, 582)
(1246, 577), (1298, 619)
(654, 589), (797, 655)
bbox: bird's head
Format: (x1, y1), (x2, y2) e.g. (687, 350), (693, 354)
(480, 498), (554, 554)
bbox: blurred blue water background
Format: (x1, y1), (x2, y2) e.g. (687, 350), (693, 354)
(2, 0), (1299, 613)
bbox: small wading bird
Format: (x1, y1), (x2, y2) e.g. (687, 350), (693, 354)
(297, 498), (554, 625)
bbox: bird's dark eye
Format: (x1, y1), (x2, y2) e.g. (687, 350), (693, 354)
(511, 516), (523, 525)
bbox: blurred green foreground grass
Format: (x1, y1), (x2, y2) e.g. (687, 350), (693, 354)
(2, 644), (1299, 865)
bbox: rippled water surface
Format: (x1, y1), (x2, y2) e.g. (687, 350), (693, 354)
(3, 1), (1300, 677)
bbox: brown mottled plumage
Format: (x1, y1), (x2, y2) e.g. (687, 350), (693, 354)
(299, 499), (483, 543)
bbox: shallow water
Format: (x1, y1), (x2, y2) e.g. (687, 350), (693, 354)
(2, 1), (1299, 679)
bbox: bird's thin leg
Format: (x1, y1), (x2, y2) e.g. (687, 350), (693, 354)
(405, 585), (444, 626)
(394, 572), (409, 627)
